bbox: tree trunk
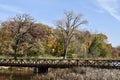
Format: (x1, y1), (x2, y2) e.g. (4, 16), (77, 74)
(63, 47), (67, 59)
(63, 41), (68, 59)
(14, 39), (20, 60)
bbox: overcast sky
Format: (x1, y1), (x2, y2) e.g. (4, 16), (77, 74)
(0, 0), (120, 47)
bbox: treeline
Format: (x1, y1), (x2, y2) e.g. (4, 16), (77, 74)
(0, 12), (119, 58)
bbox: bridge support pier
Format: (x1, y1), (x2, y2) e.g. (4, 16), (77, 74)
(34, 67), (48, 73)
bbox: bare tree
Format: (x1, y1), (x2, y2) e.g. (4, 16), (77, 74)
(56, 11), (88, 59)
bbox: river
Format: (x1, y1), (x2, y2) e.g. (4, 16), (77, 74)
(0, 67), (35, 80)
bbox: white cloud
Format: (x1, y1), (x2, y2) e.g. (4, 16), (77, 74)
(96, 0), (120, 21)
(0, 3), (23, 13)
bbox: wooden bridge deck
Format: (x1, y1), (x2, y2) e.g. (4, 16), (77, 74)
(0, 58), (120, 69)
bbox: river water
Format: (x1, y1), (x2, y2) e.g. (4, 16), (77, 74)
(0, 67), (35, 80)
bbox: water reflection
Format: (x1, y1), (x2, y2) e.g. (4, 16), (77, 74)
(0, 67), (35, 80)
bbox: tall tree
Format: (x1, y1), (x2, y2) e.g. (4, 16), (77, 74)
(7, 14), (36, 59)
(55, 11), (88, 59)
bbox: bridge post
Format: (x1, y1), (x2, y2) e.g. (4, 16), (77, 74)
(34, 67), (48, 73)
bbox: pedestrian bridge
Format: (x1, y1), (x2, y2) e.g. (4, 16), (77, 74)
(0, 58), (120, 73)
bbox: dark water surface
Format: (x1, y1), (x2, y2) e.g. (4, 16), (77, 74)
(0, 68), (35, 80)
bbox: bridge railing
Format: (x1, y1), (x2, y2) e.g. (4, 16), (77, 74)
(0, 58), (120, 68)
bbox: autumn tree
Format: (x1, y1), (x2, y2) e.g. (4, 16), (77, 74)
(88, 34), (112, 58)
(0, 24), (14, 55)
(55, 11), (88, 59)
(4, 14), (36, 59)
(74, 30), (93, 58)
(1, 17), (57, 58)
(53, 29), (64, 56)
(34, 24), (57, 56)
